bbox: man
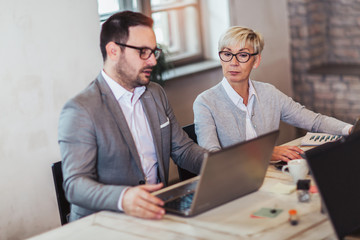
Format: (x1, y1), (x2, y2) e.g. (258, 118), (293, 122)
(58, 11), (206, 221)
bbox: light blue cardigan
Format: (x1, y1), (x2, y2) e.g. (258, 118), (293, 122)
(193, 80), (350, 151)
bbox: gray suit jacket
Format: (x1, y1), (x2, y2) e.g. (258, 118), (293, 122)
(58, 73), (205, 221)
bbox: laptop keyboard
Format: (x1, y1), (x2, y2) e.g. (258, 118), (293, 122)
(164, 192), (194, 211)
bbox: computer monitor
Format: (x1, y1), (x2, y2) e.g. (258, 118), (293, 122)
(305, 131), (360, 240)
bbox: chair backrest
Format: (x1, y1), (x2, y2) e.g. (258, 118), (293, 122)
(182, 123), (198, 144)
(51, 161), (70, 225)
(178, 124), (198, 181)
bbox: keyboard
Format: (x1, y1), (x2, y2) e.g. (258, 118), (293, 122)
(164, 192), (194, 211)
(155, 180), (198, 202)
(301, 132), (342, 146)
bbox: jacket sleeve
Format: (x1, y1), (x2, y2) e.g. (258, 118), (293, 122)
(58, 99), (124, 213)
(274, 86), (350, 135)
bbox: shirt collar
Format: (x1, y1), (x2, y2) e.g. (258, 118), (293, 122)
(101, 70), (146, 102)
(248, 80), (258, 102)
(221, 77), (258, 106)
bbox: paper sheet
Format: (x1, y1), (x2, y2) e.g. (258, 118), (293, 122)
(267, 182), (296, 194)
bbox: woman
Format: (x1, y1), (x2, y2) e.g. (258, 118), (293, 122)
(193, 26), (352, 162)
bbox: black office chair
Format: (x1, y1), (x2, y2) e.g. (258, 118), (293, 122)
(178, 124), (198, 181)
(51, 161), (70, 225)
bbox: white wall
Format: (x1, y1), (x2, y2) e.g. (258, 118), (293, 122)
(0, 0), (102, 239)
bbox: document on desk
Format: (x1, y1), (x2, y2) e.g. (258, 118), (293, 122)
(301, 132), (342, 146)
(267, 182), (296, 194)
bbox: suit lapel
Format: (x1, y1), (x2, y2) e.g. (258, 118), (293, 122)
(140, 89), (166, 183)
(96, 74), (145, 178)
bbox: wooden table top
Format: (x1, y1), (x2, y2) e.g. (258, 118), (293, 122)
(29, 138), (336, 240)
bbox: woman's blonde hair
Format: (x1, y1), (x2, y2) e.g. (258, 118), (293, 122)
(218, 26), (264, 54)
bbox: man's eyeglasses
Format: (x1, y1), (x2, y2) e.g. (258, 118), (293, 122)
(115, 42), (162, 60)
(218, 51), (258, 63)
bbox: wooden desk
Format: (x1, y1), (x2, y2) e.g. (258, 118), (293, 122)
(29, 139), (336, 240)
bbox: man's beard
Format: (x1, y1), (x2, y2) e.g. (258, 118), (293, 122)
(115, 59), (153, 89)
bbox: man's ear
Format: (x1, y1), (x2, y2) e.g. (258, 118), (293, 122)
(253, 54), (261, 69)
(105, 42), (119, 61)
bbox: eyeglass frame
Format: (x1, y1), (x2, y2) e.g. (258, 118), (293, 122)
(218, 51), (258, 63)
(114, 42), (162, 60)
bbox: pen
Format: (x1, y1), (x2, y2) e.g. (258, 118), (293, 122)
(289, 209), (299, 225)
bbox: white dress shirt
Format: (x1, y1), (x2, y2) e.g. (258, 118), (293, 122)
(102, 70), (158, 210)
(222, 77), (258, 140)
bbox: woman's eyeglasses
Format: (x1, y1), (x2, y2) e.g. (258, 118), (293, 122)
(218, 51), (258, 63)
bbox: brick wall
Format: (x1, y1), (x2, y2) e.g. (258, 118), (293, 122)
(288, 0), (360, 124)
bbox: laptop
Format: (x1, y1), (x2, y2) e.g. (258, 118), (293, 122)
(305, 130), (360, 240)
(153, 130), (279, 217)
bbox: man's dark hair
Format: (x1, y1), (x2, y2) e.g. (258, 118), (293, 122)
(100, 11), (153, 61)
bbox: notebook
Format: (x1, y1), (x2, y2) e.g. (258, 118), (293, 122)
(153, 130), (279, 217)
(305, 131), (360, 240)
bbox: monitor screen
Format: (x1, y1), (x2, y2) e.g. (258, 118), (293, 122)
(305, 131), (360, 239)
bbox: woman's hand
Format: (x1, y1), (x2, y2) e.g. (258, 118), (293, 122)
(271, 145), (304, 162)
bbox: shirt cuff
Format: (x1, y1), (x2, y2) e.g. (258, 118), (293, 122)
(117, 187), (129, 211)
(342, 125), (353, 135)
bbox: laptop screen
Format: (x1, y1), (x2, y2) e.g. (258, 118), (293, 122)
(153, 130), (279, 217)
(305, 131), (360, 239)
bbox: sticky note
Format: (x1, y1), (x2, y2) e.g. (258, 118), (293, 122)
(252, 208), (283, 218)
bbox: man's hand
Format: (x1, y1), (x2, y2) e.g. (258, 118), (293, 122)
(271, 145), (304, 162)
(122, 183), (165, 219)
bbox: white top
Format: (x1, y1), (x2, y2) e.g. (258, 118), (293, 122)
(102, 70), (158, 210)
(222, 77), (258, 140)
